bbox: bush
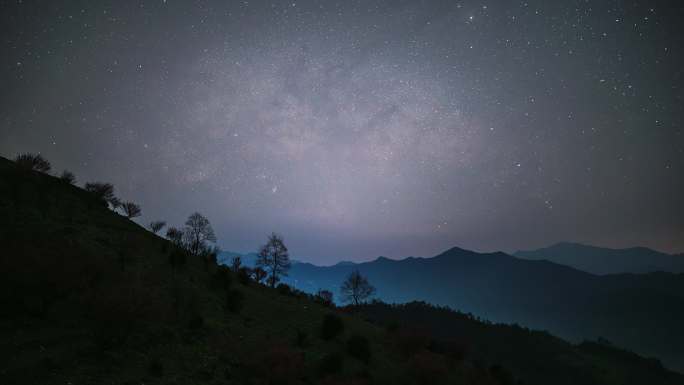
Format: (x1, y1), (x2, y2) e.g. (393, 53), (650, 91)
(346, 334), (371, 363)
(317, 352), (344, 377)
(316, 289), (334, 306)
(14, 153), (51, 173)
(60, 170), (76, 184)
(225, 288), (244, 313)
(277, 283), (293, 296)
(320, 313), (344, 340)
(237, 267), (252, 285)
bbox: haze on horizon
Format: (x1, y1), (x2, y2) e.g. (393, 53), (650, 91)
(1, 0), (682, 264)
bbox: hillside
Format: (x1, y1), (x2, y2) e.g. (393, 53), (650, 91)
(268, 247), (684, 371)
(514, 242), (684, 275)
(1, 155), (682, 385)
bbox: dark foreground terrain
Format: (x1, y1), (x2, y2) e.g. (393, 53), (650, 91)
(1, 156), (682, 385)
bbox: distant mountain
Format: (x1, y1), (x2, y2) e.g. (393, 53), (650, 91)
(6, 155), (682, 384)
(515, 242), (684, 275)
(256, 247), (684, 371)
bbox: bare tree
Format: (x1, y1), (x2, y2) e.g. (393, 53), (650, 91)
(340, 270), (376, 306)
(149, 220), (166, 234)
(14, 153), (51, 173)
(230, 256), (242, 272)
(59, 170), (76, 184)
(166, 226), (184, 246)
(316, 289), (334, 306)
(84, 182), (117, 208)
(256, 233), (291, 288)
(109, 196), (122, 211)
(183, 212), (216, 256)
(121, 202), (141, 218)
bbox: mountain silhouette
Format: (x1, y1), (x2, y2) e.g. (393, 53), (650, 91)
(515, 242), (684, 274)
(254, 246), (684, 371)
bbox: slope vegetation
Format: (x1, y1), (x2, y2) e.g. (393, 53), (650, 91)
(0, 156), (681, 385)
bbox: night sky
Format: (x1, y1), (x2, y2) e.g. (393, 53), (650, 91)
(1, 1), (683, 264)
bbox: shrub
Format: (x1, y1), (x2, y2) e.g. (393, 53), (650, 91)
(277, 283), (293, 296)
(317, 352), (344, 377)
(84, 182), (116, 207)
(121, 201), (141, 218)
(316, 289), (334, 306)
(59, 170), (76, 184)
(346, 334), (371, 363)
(149, 220), (166, 234)
(14, 153), (51, 173)
(225, 288), (244, 313)
(237, 267), (252, 285)
(320, 313), (344, 340)
(252, 266), (267, 283)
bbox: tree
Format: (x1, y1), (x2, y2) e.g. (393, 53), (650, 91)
(121, 201), (141, 218)
(14, 153), (51, 173)
(230, 256), (242, 272)
(109, 196), (122, 211)
(316, 289), (334, 306)
(149, 220), (166, 234)
(166, 226), (184, 246)
(183, 212), (216, 256)
(340, 270), (376, 306)
(256, 233), (291, 288)
(252, 267), (267, 283)
(60, 170), (76, 184)
(84, 182), (117, 208)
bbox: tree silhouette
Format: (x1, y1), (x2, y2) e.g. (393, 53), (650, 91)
(149, 220), (166, 234)
(14, 153), (51, 173)
(84, 182), (117, 208)
(59, 170), (76, 184)
(256, 233), (291, 288)
(230, 256), (242, 272)
(252, 266), (267, 283)
(166, 226), (184, 246)
(183, 212), (216, 256)
(316, 289), (334, 306)
(121, 202), (141, 218)
(340, 270), (376, 305)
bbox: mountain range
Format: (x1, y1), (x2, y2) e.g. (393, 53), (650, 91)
(221, 246), (684, 371)
(515, 242), (684, 275)
(5, 155), (684, 384)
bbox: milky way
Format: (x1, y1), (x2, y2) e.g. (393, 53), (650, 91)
(1, 1), (683, 263)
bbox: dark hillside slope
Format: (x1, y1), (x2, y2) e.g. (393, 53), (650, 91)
(282, 247), (684, 370)
(0, 156), (682, 385)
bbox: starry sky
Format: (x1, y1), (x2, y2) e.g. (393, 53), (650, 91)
(1, 0), (683, 264)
